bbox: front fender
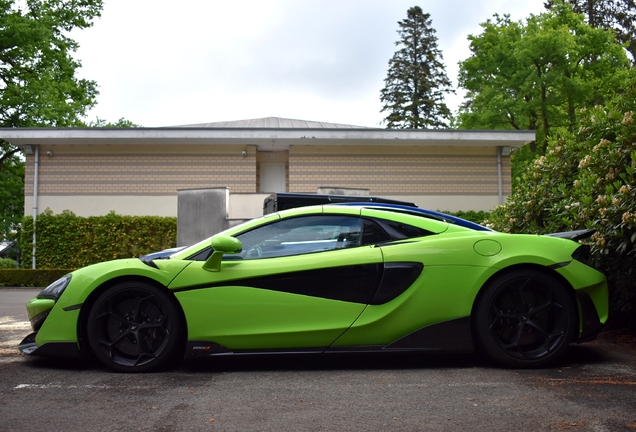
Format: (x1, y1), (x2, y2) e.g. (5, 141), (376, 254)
(55, 259), (192, 310)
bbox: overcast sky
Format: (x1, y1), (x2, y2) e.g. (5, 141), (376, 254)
(71, 0), (547, 128)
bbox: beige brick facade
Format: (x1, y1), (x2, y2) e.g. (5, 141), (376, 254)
(22, 143), (512, 215)
(24, 145), (257, 195)
(8, 124), (530, 216)
(288, 145), (511, 196)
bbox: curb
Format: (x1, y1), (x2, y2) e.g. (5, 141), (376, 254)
(0, 286), (44, 290)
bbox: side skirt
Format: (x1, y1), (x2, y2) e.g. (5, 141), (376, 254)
(184, 317), (475, 359)
(184, 341), (324, 359)
(382, 316), (474, 353)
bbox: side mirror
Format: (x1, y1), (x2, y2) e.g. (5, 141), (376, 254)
(203, 235), (242, 272)
(211, 235), (242, 253)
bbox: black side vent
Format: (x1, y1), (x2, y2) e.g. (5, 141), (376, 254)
(370, 262), (423, 305)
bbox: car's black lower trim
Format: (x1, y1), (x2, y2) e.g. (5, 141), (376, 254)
(384, 317), (474, 352)
(18, 332), (39, 355)
(184, 318), (475, 359)
(184, 341), (230, 358)
(324, 345), (385, 353)
(19, 333), (81, 358)
(577, 292), (604, 342)
(34, 342), (82, 358)
(185, 341), (325, 358)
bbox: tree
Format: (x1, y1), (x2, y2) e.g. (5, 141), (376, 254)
(380, 6), (454, 129)
(486, 69), (636, 328)
(458, 3), (630, 154)
(545, 0), (636, 61)
(0, 0), (103, 165)
(0, 0), (103, 252)
(0, 152), (23, 242)
(86, 117), (141, 128)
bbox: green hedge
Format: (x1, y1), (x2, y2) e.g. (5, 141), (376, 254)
(0, 258), (18, 269)
(0, 269), (73, 287)
(444, 210), (491, 225)
(20, 210), (177, 269)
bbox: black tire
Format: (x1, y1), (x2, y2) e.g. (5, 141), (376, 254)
(473, 269), (576, 368)
(86, 281), (184, 373)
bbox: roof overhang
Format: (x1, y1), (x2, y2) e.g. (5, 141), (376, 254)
(0, 127), (535, 151)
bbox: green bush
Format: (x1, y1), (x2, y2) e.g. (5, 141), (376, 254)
(0, 269), (73, 287)
(488, 78), (636, 329)
(19, 210), (177, 269)
(0, 258), (18, 269)
(444, 210), (491, 225)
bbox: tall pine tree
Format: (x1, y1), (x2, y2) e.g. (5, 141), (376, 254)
(380, 7), (454, 129)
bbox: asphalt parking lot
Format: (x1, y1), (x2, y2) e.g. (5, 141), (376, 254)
(1, 288), (635, 431)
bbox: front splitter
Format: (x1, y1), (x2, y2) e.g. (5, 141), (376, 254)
(18, 332), (81, 358)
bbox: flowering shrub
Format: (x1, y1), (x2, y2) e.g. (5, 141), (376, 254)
(488, 83), (636, 328)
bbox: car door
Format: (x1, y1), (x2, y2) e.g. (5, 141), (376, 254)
(168, 214), (384, 351)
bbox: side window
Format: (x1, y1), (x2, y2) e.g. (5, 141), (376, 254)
(234, 215), (362, 260)
(361, 219), (392, 245)
(361, 218), (432, 244)
(377, 219), (431, 240)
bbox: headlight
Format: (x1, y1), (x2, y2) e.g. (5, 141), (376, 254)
(37, 274), (72, 301)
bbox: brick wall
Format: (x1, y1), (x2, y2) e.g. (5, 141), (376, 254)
(23, 144), (511, 205)
(25, 145), (257, 195)
(288, 145), (511, 196)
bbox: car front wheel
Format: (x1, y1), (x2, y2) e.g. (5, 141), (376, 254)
(86, 281), (184, 372)
(473, 269), (576, 368)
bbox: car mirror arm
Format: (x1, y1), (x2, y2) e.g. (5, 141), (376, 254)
(202, 250), (224, 272)
(202, 235), (243, 272)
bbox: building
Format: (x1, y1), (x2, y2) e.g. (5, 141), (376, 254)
(0, 117), (534, 224)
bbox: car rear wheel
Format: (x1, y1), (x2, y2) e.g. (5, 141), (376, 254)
(86, 281), (184, 372)
(474, 269), (576, 368)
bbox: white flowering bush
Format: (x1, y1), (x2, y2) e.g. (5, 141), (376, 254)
(488, 82), (636, 328)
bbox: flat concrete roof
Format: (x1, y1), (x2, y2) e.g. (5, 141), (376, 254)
(177, 117), (377, 129)
(0, 117), (535, 151)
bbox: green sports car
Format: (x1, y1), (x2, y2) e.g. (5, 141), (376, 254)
(20, 204), (608, 372)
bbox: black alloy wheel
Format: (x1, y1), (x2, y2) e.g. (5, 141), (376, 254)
(474, 269), (576, 368)
(86, 282), (184, 372)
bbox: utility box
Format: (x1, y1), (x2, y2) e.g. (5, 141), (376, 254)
(177, 187), (229, 246)
(263, 192), (417, 215)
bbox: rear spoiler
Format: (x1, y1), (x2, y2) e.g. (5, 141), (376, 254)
(546, 228), (596, 241)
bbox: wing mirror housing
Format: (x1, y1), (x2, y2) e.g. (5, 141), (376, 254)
(202, 235), (243, 272)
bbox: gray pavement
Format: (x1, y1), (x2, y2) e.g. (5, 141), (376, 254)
(0, 289), (38, 358)
(0, 289), (635, 431)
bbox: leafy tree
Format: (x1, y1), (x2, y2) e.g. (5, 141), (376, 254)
(0, 152), (23, 242)
(545, 0), (636, 61)
(380, 6), (454, 129)
(85, 117), (141, 128)
(458, 2), (630, 154)
(0, 0), (103, 257)
(486, 70), (636, 328)
(0, 0), (103, 164)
